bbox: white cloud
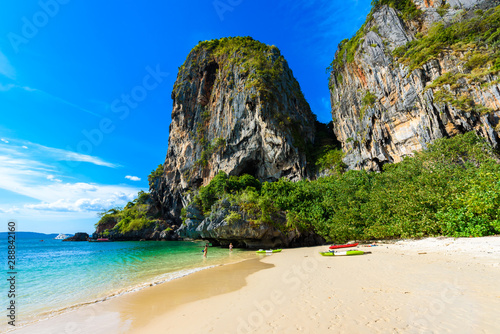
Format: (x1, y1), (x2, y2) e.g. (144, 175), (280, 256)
(47, 175), (62, 182)
(0, 83), (13, 91)
(0, 138), (142, 216)
(0, 164), (137, 208)
(0, 83), (36, 92)
(0, 138), (120, 168)
(125, 175), (141, 181)
(53, 149), (120, 168)
(0, 207), (19, 214)
(0, 83), (102, 118)
(24, 191), (137, 212)
(34, 88), (103, 118)
(0, 50), (15, 79)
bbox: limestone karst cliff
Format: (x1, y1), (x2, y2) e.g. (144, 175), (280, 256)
(93, 3), (500, 244)
(329, 0), (500, 170)
(150, 37), (318, 220)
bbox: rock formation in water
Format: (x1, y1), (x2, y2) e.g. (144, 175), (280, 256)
(63, 232), (89, 241)
(329, 0), (500, 170)
(92, 193), (180, 241)
(151, 37), (317, 219)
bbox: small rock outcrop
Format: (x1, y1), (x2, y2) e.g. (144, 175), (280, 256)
(329, 0), (500, 170)
(178, 202), (324, 249)
(92, 193), (180, 241)
(150, 37), (317, 220)
(93, 220), (179, 241)
(63, 232), (89, 241)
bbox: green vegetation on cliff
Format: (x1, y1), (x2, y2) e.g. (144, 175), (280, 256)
(193, 171), (261, 213)
(329, 1), (499, 79)
(393, 5), (500, 114)
(372, 0), (421, 21)
(315, 147), (346, 174)
(187, 133), (500, 242)
(96, 191), (158, 234)
(148, 164), (164, 187)
(394, 6), (500, 72)
(175, 36), (309, 109)
(328, 0), (422, 73)
(174, 36), (316, 174)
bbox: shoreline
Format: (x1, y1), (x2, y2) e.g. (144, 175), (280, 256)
(6, 249), (257, 334)
(7, 264), (219, 332)
(9, 256), (270, 334)
(10, 236), (500, 333)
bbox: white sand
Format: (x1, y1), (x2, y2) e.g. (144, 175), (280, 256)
(10, 236), (500, 334)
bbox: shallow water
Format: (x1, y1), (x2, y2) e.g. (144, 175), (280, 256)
(0, 237), (250, 329)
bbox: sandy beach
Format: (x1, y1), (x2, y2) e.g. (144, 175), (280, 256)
(11, 236), (500, 334)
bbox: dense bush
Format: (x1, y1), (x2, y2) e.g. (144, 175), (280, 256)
(194, 171), (262, 213)
(315, 146), (346, 174)
(188, 133), (500, 242)
(96, 191), (156, 234)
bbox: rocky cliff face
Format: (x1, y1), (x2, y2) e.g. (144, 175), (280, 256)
(329, 0), (500, 170)
(177, 199), (324, 249)
(151, 37), (317, 219)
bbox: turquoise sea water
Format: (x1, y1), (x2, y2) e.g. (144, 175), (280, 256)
(1, 237), (250, 329)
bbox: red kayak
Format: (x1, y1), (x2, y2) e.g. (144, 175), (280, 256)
(329, 243), (359, 249)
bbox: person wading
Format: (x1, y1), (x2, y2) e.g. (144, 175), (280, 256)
(203, 244), (208, 257)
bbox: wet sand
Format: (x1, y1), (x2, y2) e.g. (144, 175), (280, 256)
(11, 236), (500, 334)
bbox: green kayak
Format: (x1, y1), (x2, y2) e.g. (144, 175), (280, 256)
(256, 249), (282, 254)
(319, 250), (370, 256)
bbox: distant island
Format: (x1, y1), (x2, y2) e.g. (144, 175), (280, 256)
(0, 232), (74, 239)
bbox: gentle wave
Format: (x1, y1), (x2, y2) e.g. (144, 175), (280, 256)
(8, 263), (223, 332)
(1, 239), (251, 333)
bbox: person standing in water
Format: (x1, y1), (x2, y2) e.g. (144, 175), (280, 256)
(229, 243), (233, 252)
(203, 244), (208, 257)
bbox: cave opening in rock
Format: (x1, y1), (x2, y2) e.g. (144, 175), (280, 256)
(200, 62), (219, 106)
(233, 159), (260, 179)
(314, 121), (341, 150)
(191, 177), (203, 189)
(372, 157), (386, 172)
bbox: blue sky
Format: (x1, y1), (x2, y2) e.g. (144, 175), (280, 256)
(0, 0), (371, 234)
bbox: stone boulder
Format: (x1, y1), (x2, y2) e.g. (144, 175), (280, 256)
(178, 203), (324, 248)
(63, 232), (89, 241)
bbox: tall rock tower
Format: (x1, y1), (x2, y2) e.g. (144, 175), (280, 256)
(329, 0), (500, 170)
(151, 37), (316, 219)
